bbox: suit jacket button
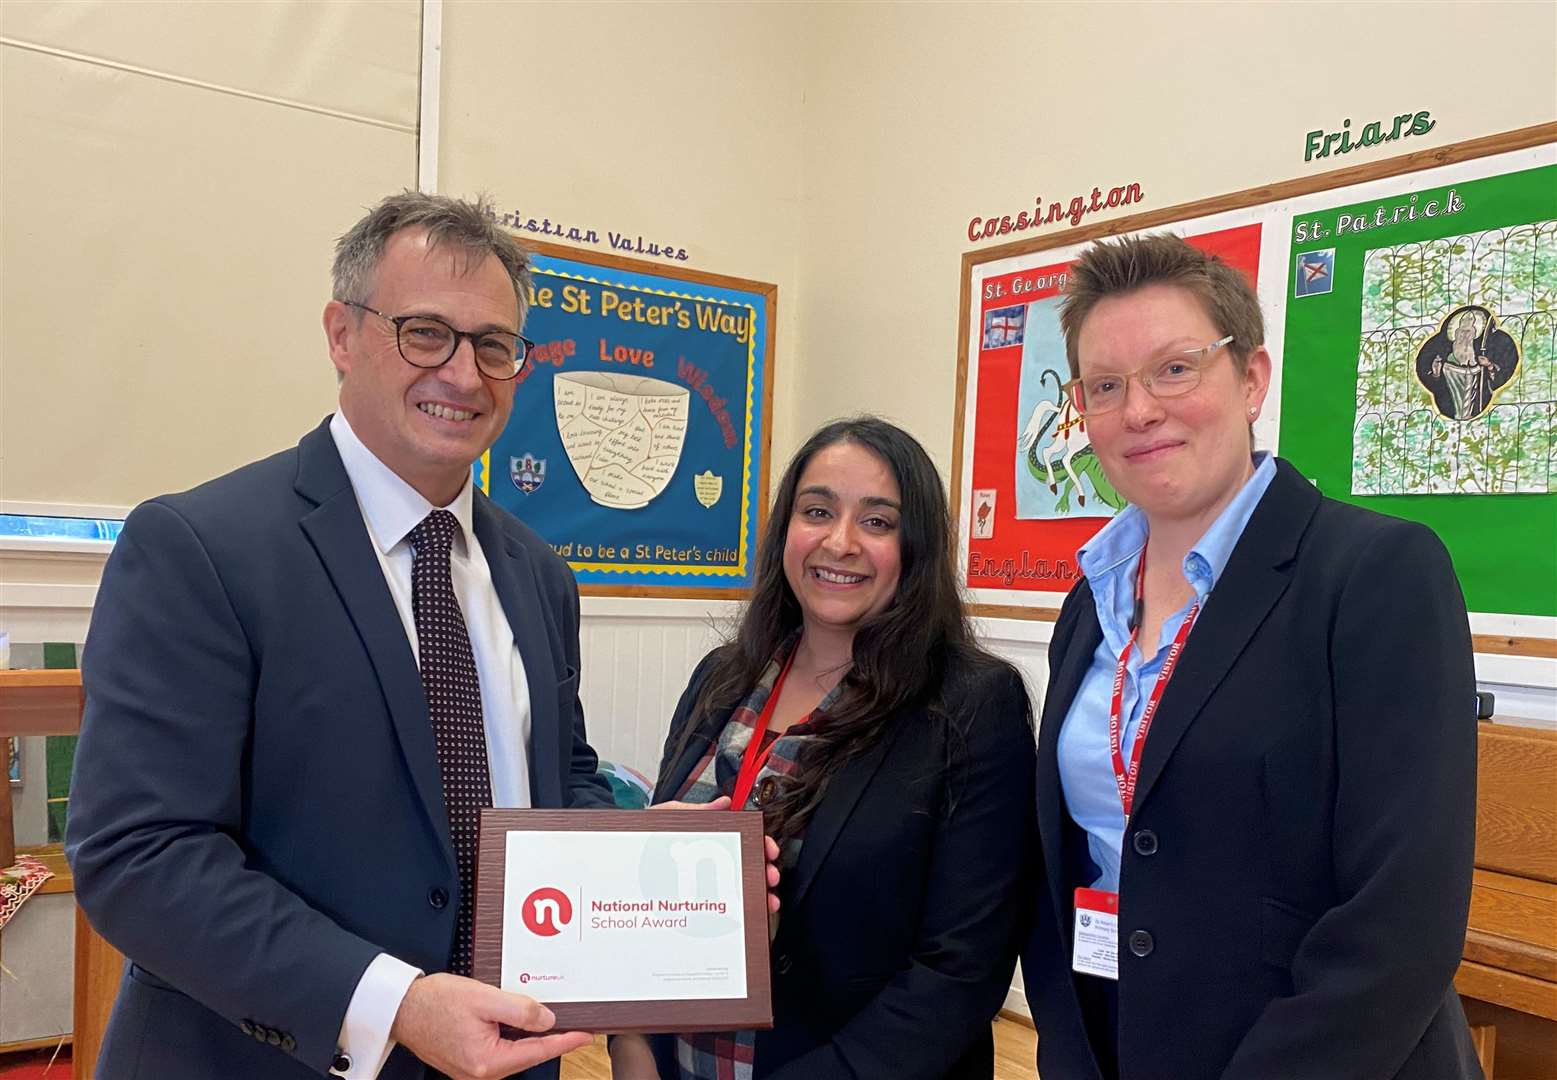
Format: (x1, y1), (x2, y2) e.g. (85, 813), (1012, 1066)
(1133, 829), (1159, 856)
(333, 1053), (354, 1073)
(429, 886), (450, 909)
(282, 1033), (297, 1052)
(1128, 929), (1155, 957)
(239, 1019), (254, 1036)
(266, 1029), (283, 1046)
(252, 1025), (269, 1042)
(776, 953), (792, 975)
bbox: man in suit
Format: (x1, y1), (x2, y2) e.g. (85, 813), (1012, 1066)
(66, 192), (608, 1079)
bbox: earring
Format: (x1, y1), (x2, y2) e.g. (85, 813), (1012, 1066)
(1248, 407), (1257, 417)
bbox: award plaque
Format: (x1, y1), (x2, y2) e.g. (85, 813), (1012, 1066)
(472, 808), (773, 1032)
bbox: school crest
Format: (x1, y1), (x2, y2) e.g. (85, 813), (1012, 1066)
(510, 454), (547, 495)
(694, 470), (723, 508)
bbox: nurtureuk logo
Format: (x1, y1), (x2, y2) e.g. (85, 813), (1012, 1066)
(521, 887), (573, 937)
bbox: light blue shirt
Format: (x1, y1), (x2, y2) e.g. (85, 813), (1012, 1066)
(1057, 452), (1276, 892)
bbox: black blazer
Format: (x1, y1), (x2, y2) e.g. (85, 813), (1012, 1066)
(66, 417), (612, 1080)
(649, 650), (1038, 1079)
(1021, 457), (1482, 1080)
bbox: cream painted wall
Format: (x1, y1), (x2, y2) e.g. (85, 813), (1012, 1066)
(438, 0), (808, 464)
(0, 0), (419, 511)
(791, 1), (1557, 476)
(12, 0), (1550, 506)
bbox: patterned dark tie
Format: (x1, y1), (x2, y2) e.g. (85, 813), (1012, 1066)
(409, 509), (492, 977)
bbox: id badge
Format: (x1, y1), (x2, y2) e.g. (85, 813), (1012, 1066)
(1071, 887), (1119, 980)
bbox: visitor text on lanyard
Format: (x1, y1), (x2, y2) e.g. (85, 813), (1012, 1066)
(1109, 552), (1200, 820)
(1075, 551), (1202, 981)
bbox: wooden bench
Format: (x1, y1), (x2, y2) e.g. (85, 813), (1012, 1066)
(0, 669), (123, 1079)
(1455, 720), (1557, 1080)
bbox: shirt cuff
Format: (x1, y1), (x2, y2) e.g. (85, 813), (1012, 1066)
(330, 953), (422, 1078)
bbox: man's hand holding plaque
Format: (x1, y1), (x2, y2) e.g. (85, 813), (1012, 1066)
(389, 973), (593, 1080)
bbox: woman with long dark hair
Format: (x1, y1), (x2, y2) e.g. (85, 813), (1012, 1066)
(612, 416), (1037, 1080)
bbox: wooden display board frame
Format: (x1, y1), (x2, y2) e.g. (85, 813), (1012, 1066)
(951, 121), (1557, 659)
(482, 239), (777, 601)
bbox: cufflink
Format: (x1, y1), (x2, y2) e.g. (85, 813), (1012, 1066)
(331, 1052), (353, 1074)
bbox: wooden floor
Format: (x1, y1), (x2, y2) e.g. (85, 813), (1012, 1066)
(0, 1019), (1039, 1080)
(559, 1015), (1039, 1079)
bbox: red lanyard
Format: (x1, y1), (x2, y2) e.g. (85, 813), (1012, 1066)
(1108, 553), (1199, 820)
(730, 650), (799, 811)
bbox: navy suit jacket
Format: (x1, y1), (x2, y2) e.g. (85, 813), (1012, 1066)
(648, 650), (1038, 1079)
(1020, 458), (1481, 1080)
(66, 418), (612, 1079)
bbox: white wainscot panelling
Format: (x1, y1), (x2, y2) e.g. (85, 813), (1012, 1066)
(576, 597), (743, 778)
(0, 539), (108, 644)
(576, 607), (1058, 783)
(974, 616), (1054, 722)
(1471, 614), (1557, 728)
(5, 545), (1550, 761)
(971, 617), (1052, 1023)
(975, 614), (1557, 730)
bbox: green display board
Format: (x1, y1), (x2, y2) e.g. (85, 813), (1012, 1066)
(1281, 157), (1557, 616)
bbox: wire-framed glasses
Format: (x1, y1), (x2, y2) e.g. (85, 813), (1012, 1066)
(341, 300), (533, 381)
(1063, 335), (1235, 414)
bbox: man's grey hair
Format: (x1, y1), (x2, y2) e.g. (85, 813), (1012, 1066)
(332, 191), (532, 327)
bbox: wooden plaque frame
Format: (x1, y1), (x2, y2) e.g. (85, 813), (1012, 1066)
(472, 808), (772, 1032)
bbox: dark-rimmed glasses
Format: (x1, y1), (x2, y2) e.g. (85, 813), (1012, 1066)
(1063, 335), (1234, 414)
(341, 300), (533, 381)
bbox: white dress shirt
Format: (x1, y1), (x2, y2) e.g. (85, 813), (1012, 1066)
(328, 411), (533, 1077)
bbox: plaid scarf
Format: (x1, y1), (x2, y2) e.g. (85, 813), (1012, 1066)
(673, 642), (841, 1080)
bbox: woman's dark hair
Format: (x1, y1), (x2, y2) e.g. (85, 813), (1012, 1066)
(677, 415), (1008, 845)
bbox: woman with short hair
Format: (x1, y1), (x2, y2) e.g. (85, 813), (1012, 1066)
(1022, 233), (1481, 1080)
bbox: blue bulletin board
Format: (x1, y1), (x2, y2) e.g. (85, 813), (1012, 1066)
(479, 241), (775, 596)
